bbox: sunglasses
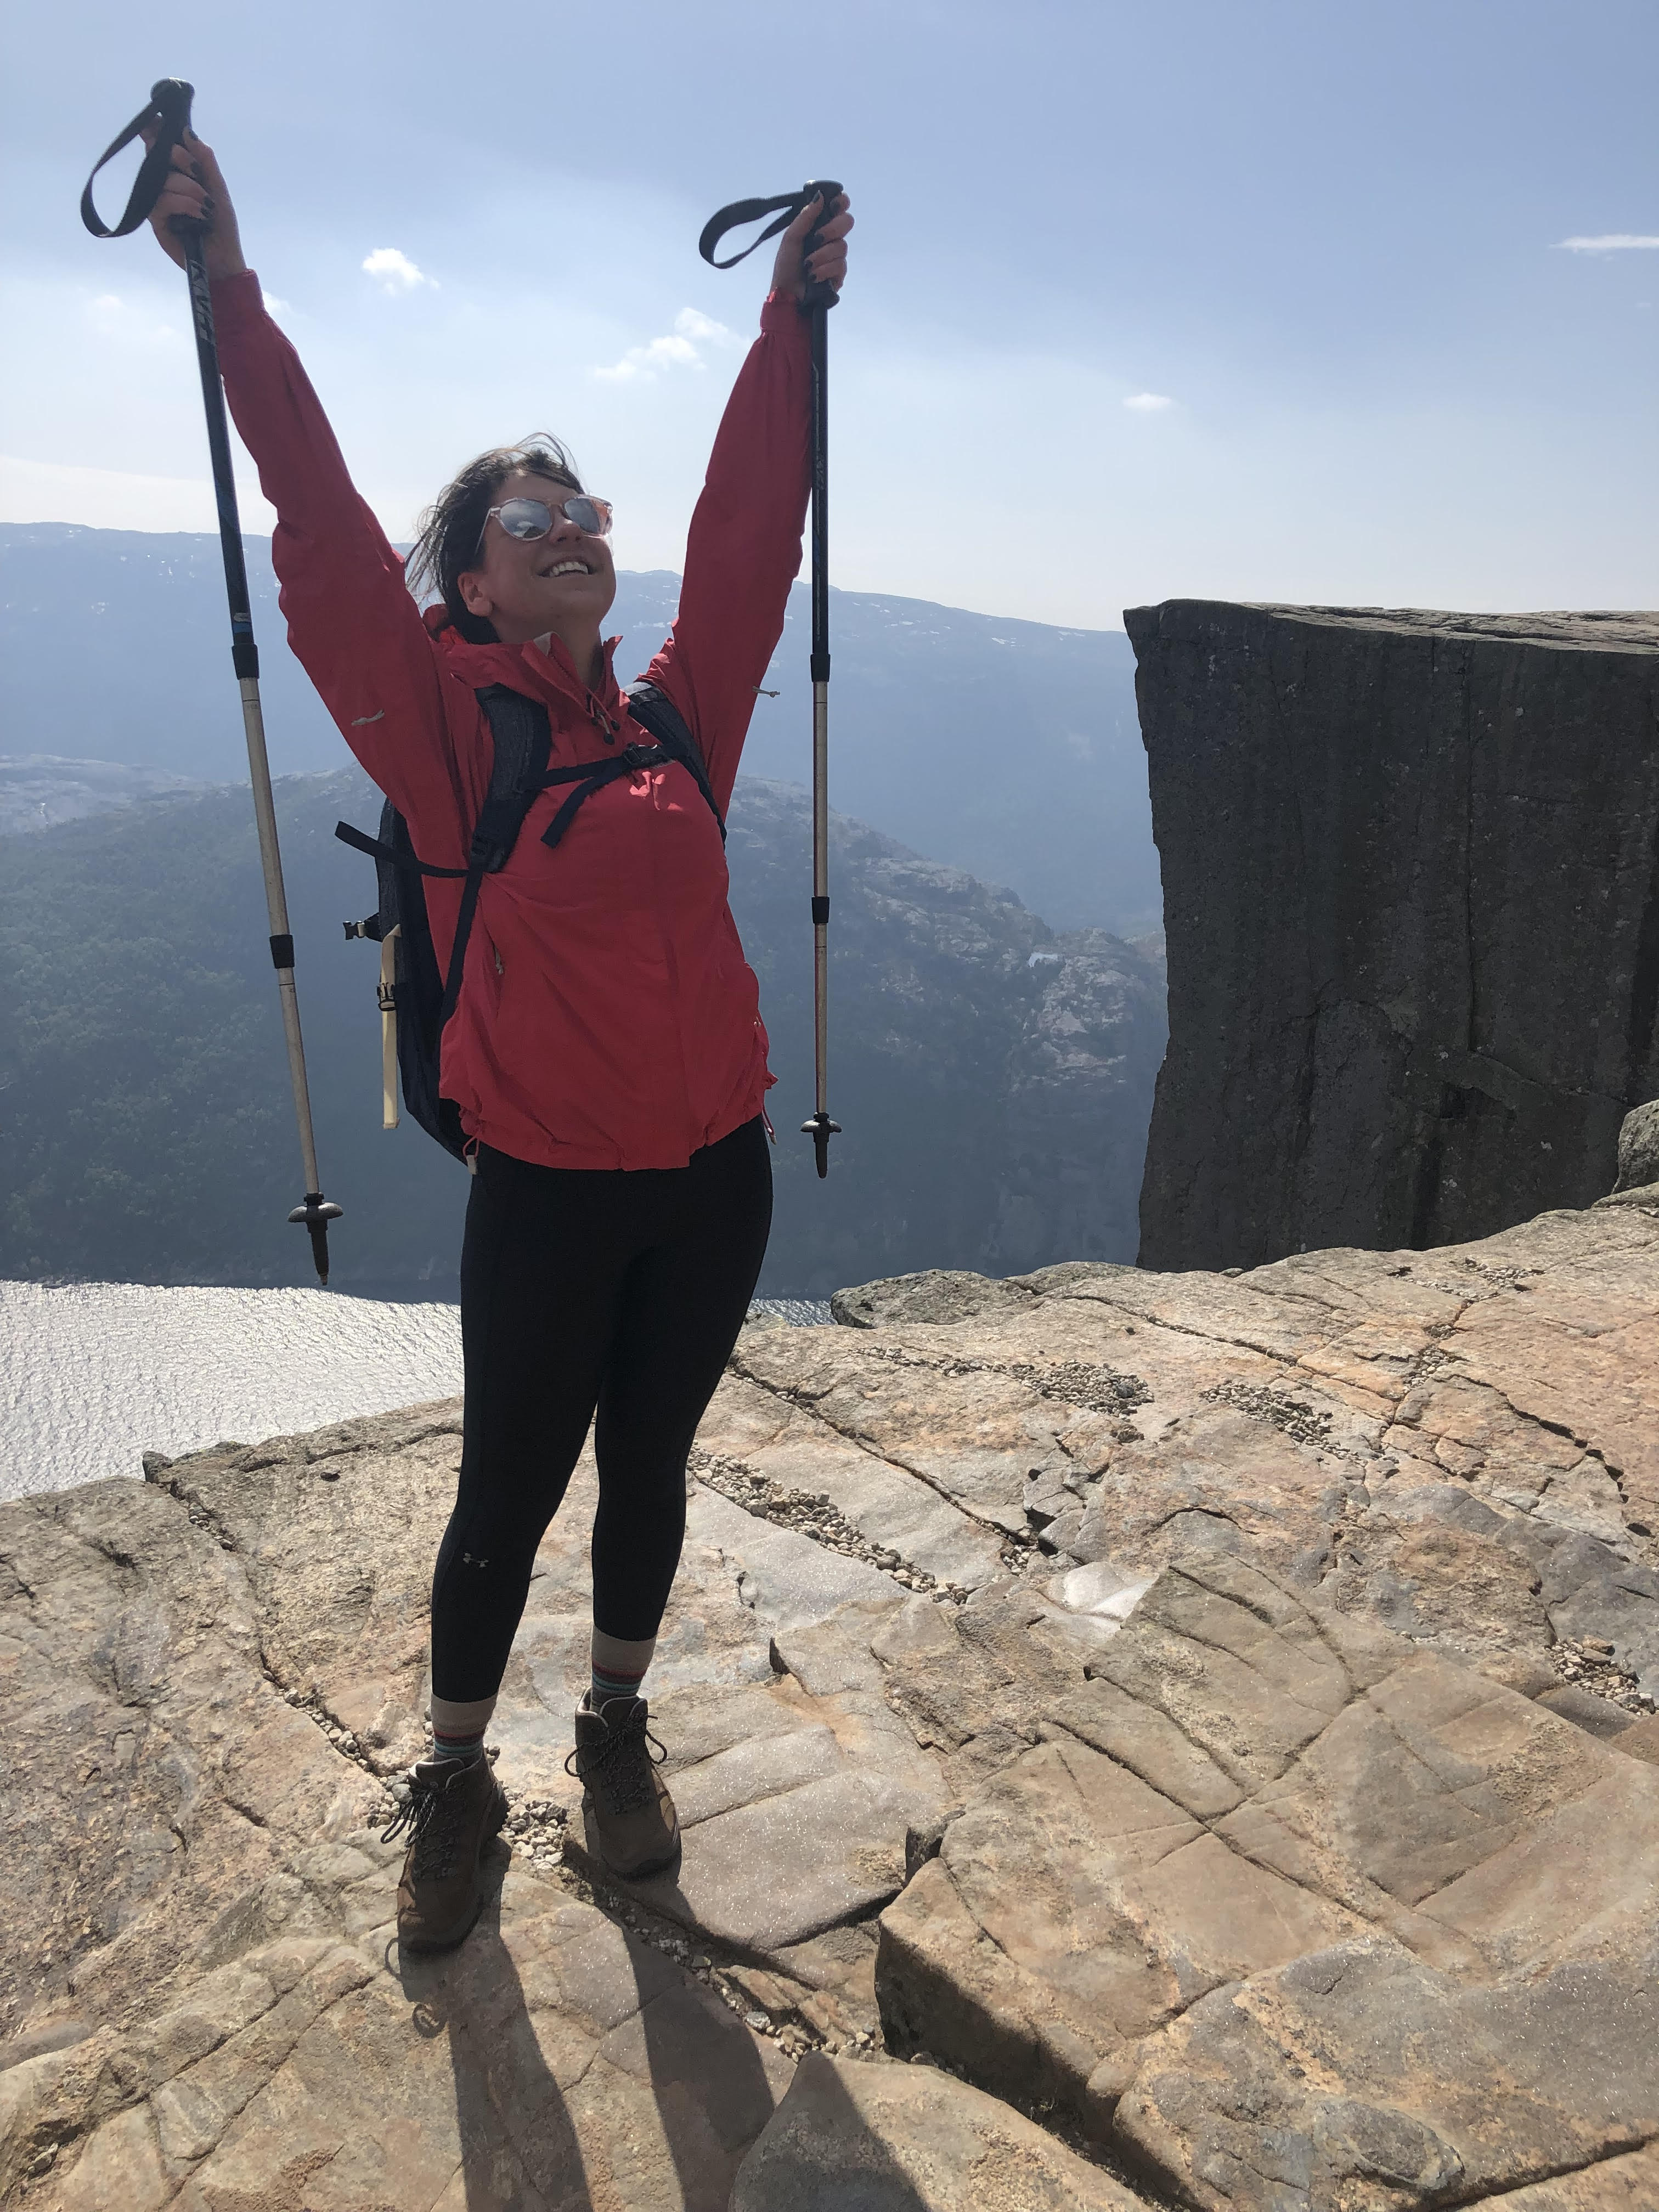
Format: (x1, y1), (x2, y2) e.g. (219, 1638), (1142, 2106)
(480, 493), (613, 556)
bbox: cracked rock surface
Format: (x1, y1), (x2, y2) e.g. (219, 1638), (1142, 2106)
(4, 1194), (1657, 2208)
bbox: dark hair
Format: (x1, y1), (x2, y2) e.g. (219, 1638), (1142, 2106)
(406, 434), (583, 644)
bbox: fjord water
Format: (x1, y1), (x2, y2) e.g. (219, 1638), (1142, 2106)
(1, 1279), (464, 1501)
(0, 1282), (831, 1501)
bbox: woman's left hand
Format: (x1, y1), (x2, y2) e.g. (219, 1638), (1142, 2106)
(770, 191), (853, 303)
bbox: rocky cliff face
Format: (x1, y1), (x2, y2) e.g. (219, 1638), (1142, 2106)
(4, 1161), (1657, 2208)
(1129, 601), (1659, 1271)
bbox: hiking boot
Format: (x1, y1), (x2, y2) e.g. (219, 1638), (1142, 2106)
(567, 1695), (681, 1881)
(382, 1750), (507, 1952)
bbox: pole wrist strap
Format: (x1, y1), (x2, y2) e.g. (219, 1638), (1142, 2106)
(698, 179), (843, 311)
(81, 79), (198, 239)
(698, 190), (809, 269)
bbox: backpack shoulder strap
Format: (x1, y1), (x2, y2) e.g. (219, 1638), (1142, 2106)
(471, 685), (555, 869)
(627, 681), (726, 844)
(435, 686), (554, 1028)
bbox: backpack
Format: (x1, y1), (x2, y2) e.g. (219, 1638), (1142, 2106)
(336, 680), (724, 1160)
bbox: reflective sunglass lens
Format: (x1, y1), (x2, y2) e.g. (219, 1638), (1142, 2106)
(497, 498), (554, 540)
(492, 493), (612, 543)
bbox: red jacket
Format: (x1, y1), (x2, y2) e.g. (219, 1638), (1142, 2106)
(213, 269), (811, 1170)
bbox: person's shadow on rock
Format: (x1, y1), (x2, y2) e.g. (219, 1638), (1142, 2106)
(726, 2051), (942, 2210)
(621, 1898), (787, 2210)
(394, 1838), (789, 2209)
(397, 1848), (595, 2211)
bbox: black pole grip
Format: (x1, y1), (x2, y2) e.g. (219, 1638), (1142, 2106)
(799, 180), (843, 315)
(81, 78), (196, 240)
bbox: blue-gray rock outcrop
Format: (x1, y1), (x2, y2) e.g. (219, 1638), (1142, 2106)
(1128, 601), (1659, 1271)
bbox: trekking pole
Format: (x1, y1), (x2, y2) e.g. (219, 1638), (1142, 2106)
(700, 181), (844, 1177)
(81, 80), (342, 1283)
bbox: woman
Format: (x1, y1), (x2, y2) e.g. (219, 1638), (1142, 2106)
(146, 133), (852, 1950)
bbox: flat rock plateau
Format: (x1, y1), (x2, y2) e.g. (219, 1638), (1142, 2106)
(4, 1179), (1659, 2209)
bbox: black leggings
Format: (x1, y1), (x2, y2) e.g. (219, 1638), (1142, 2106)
(430, 1116), (773, 1702)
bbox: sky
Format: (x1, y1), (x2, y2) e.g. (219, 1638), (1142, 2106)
(2, 0), (1655, 629)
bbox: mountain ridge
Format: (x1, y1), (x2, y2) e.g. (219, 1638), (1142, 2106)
(0, 522), (1156, 936)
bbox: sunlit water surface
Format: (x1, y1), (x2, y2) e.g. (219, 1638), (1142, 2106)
(1, 1282), (830, 1502)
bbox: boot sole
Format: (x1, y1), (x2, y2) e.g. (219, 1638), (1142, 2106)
(398, 1784), (509, 1954)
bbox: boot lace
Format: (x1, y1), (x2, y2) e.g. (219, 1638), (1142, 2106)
(381, 1766), (470, 1881)
(566, 1706), (668, 1818)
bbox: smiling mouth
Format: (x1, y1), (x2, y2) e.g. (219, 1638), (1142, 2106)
(541, 558), (592, 579)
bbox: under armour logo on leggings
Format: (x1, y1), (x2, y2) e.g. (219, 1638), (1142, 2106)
(462, 1551), (489, 1568)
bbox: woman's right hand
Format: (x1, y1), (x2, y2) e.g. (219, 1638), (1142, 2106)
(144, 131), (248, 281)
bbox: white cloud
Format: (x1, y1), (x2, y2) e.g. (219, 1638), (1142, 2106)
(83, 292), (184, 352)
(262, 291), (292, 319)
(362, 247), (436, 294)
(593, 306), (740, 383)
(1554, 234), (1659, 254)
(673, 307), (736, 345)
(1122, 391), (1175, 411)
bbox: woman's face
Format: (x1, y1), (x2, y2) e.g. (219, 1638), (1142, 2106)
(456, 469), (618, 645)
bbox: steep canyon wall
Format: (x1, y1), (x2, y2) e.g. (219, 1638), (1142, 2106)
(1129, 601), (1659, 1269)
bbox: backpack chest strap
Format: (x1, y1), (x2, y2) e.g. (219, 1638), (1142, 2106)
(539, 742), (693, 853)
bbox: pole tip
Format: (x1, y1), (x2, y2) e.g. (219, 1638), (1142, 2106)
(800, 1114), (842, 1179)
(289, 1194), (344, 1286)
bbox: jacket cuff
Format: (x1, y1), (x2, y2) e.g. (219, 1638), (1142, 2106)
(759, 289), (811, 338)
(209, 268), (266, 326)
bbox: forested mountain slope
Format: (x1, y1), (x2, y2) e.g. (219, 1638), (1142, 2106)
(1, 770), (1165, 1298)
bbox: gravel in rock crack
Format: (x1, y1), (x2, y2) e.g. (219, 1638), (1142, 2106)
(687, 1447), (971, 1603)
(554, 1849), (866, 2056)
(1410, 1345), (1463, 1375)
(503, 1797), (570, 1870)
(851, 1341), (1152, 1417)
(1005, 1358), (1152, 1417)
(1200, 1379), (1346, 1452)
(1553, 1637), (1656, 1714)
(273, 1681), (403, 1799)
(1443, 1260), (1544, 1291)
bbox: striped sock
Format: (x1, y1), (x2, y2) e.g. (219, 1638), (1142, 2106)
(590, 1628), (656, 1713)
(428, 1691), (496, 1766)
(430, 1728), (485, 1765)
